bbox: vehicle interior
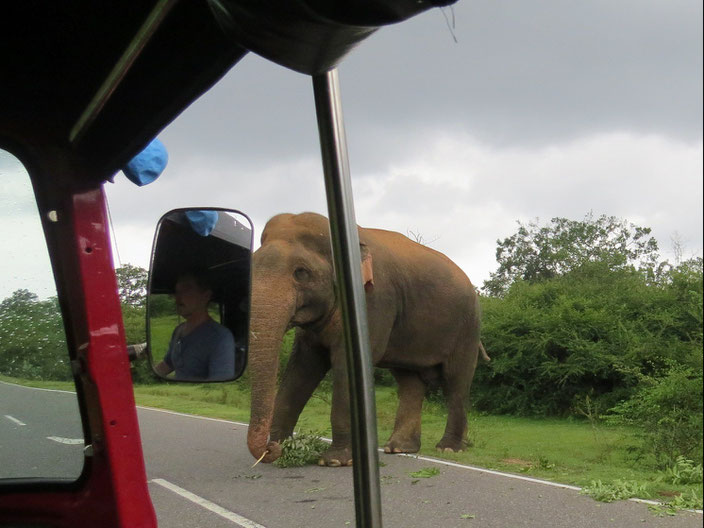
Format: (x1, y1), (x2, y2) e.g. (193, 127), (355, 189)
(0, 1), (455, 526)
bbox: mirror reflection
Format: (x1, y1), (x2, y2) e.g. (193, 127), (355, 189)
(147, 209), (252, 382)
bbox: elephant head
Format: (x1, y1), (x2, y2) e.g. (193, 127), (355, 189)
(246, 212), (372, 462)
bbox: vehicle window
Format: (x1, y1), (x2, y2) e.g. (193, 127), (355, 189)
(0, 148), (84, 481)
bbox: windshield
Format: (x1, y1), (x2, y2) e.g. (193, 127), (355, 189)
(0, 148), (84, 481)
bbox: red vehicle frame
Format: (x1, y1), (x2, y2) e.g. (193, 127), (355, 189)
(0, 183), (157, 526)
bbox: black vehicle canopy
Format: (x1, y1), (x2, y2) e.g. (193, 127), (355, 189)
(0, 0), (453, 187)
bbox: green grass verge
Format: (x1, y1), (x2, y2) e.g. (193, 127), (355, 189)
(2, 374), (701, 509)
(0, 374), (75, 391)
(134, 382), (251, 423)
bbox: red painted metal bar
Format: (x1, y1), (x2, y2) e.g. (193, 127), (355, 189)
(69, 186), (157, 527)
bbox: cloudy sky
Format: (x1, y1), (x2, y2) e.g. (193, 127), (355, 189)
(2, 0), (702, 299)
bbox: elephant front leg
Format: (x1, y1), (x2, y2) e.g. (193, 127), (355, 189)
(270, 336), (330, 443)
(384, 368), (425, 454)
(318, 349), (353, 467)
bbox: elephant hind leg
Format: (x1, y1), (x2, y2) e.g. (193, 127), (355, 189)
(384, 368), (426, 454)
(435, 341), (479, 453)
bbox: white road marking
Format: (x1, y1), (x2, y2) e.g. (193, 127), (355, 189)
(151, 478), (268, 528)
(47, 436), (84, 445)
(398, 453), (582, 491)
(4, 415), (26, 426)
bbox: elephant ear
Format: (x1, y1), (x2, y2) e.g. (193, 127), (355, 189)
(360, 243), (374, 293)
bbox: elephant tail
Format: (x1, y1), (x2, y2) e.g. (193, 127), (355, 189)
(479, 341), (491, 362)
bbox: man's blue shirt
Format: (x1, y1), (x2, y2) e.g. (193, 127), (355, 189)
(164, 319), (235, 380)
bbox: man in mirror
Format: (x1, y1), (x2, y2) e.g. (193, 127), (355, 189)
(154, 269), (236, 381)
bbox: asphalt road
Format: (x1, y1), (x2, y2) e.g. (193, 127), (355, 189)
(139, 407), (702, 528)
(0, 381), (84, 480)
(1, 382), (702, 527)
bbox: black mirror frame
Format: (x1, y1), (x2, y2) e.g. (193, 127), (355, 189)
(145, 207), (254, 383)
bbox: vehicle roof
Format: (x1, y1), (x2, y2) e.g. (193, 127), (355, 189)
(0, 1), (450, 185)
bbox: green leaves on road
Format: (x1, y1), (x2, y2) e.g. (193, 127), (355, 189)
(409, 467), (441, 479)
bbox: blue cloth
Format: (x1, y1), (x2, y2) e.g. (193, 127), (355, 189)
(185, 210), (219, 236)
(163, 319), (236, 380)
(122, 138), (168, 186)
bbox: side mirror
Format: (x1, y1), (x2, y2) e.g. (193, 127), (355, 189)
(146, 208), (253, 382)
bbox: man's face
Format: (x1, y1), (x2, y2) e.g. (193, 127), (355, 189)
(173, 276), (211, 318)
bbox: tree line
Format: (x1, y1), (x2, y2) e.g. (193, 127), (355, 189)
(472, 214), (702, 465)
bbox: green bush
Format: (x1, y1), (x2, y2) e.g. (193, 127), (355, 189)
(0, 290), (71, 381)
(607, 367), (703, 467)
(122, 304), (147, 343)
(580, 479), (649, 502)
(664, 456), (703, 485)
(148, 293), (176, 318)
(374, 367), (396, 387)
(473, 259), (703, 417)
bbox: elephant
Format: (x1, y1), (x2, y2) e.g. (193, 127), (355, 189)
(247, 212), (482, 467)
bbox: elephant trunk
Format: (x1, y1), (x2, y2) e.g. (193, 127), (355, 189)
(246, 270), (295, 463)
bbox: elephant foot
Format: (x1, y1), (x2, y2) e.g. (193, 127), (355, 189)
(383, 437), (420, 454)
(436, 446), (462, 454)
(318, 446), (353, 467)
(435, 437), (467, 453)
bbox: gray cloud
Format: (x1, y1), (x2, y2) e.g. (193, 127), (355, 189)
(158, 0), (702, 174)
(341, 0), (703, 146)
(3, 1), (702, 297)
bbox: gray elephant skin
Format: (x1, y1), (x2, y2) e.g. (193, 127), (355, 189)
(247, 212), (481, 467)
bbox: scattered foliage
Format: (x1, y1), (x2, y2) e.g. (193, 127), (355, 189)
(649, 489), (704, 516)
(580, 479), (649, 502)
(409, 467), (441, 478)
(665, 488), (703, 511)
(274, 431), (328, 468)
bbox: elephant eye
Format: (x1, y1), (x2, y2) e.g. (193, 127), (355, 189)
(293, 267), (311, 282)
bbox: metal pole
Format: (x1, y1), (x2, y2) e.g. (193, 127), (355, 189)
(312, 69), (383, 528)
(69, 0), (180, 144)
